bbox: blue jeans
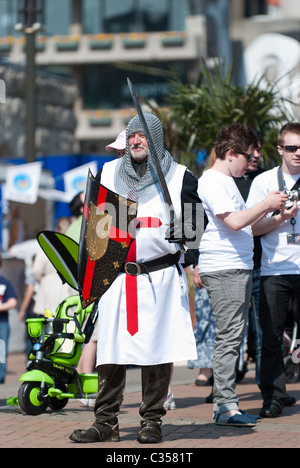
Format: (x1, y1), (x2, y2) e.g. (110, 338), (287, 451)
(0, 321), (10, 384)
(201, 269), (252, 414)
(259, 274), (300, 408)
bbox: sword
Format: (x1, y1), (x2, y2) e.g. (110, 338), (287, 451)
(127, 77), (176, 225)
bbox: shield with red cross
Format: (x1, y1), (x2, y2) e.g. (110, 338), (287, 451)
(78, 170), (138, 308)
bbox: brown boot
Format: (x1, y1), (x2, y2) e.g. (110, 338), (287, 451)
(137, 420), (162, 444)
(70, 364), (125, 443)
(69, 422), (120, 443)
(137, 363), (171, 444)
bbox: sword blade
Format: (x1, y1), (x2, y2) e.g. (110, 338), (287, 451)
(127, 77), (175, 222)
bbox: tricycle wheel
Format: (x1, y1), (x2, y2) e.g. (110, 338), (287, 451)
(48, 384), (69, 410)
(18, 382), (49, 415)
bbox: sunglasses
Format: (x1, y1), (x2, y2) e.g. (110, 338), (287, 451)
(240, 151), (255, 163)
(281, 145), (300, 153)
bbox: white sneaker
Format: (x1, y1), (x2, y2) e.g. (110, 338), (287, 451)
(164, 393), (176, 410)
(78, 398), (95, 408)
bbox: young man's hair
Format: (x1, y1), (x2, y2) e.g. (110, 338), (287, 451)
(278, 122), (300, 146)
(214, 123), (259, 160)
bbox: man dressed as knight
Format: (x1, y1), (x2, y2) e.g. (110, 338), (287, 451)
(70, 112), (202, 444)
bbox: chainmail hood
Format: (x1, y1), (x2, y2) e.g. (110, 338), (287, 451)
(116, 113), (176, 201)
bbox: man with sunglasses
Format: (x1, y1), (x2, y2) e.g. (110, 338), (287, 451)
(197, 123), (287, 427)
(247, 122), (300, 419)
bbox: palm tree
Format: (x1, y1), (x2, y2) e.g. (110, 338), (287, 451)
(145, 61), (294, 176)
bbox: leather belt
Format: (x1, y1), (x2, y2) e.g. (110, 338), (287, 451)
(122, 251), (181, 278)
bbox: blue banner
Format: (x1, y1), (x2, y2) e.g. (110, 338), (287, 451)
(0, 154), (116, 241)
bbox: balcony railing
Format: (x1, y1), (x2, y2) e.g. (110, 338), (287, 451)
(2, 29), (200, 64)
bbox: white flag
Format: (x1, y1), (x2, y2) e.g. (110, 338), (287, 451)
(63, 161), (98, 199)
(4, 162), (42, 204)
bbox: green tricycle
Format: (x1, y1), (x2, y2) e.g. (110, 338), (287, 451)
(16, 294), (98, 415)
(9, 230), (100, 415)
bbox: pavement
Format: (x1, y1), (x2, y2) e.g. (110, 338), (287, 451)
(1, 353), (300, 451)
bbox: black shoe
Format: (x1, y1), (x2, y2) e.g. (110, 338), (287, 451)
(137, 421), (162, 444)
(284, 395), (296, 407)
(205, 391), (213, 404)
(259, 405), (282, 418)
(69, 423), (120, 443)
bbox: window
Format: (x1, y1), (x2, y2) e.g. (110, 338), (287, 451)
(0, 0), (17, 37)
(245, 0), (266, 17)
(82, 61), (187, 110)
(83, 0), (188, 35)
(44, 0), (71, 36)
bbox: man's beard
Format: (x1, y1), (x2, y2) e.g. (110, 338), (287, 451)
(129, 146), (149, 162)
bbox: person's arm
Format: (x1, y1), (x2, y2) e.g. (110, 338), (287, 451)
(192, 266), (204, 289)
(0, 297), (17, 312)
(0, 279), (18, 313)
(252, 200), (299, 236)
(217, 191), (288, 231)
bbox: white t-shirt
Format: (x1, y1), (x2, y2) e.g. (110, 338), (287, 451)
(198, 169), (254, 273)
(247, 166), (300, 276)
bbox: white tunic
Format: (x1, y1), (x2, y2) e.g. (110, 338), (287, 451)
(96, 159), (197, 366)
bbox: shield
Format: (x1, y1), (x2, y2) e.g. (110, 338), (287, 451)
(78, 170), (138, 308)
(37, 231), (79, 291)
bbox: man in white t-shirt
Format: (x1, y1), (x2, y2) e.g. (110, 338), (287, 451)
(198, 123), (287, 427)
(247, 122), (300, 418)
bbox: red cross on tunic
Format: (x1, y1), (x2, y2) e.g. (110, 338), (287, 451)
(125, 217), (162, 336)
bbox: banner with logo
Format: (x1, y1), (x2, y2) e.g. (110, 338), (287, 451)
(63, 161), (98, 200)
(4, 162), (42, 204)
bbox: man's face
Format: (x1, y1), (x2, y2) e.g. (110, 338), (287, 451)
(229, 148), (255, 177)
(128, 132), (149, 162)
(278, 132), (300, 175)
(245, 144), (262, 173)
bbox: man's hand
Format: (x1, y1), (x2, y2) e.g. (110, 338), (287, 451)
(192, 267), (203, 289)
(263, 191), (288, 213)
(279, 200), (299, 220)
(165, 219), (195, 244)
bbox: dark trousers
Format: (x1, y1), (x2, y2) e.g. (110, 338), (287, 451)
(93, 363), (171, 428)
(259, 275), (300, 408)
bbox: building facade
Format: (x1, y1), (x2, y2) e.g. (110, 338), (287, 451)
(0, 0), (299, 155)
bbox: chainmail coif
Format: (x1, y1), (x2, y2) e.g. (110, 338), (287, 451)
(116, 113), (177, 202)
